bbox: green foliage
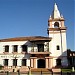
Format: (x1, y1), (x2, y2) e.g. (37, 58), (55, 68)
(0, 65), (3, 70)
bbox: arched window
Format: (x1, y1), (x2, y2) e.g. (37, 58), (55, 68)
(54, 22), (59, 28)
(57, 45), (60, 50)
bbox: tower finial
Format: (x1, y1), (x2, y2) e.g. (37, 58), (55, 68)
(51, 2), (61, 19)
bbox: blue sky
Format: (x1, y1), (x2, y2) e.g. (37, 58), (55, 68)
(0, 0), (74, 50)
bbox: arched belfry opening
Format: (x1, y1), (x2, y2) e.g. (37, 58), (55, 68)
(54, 22), (59, 28)
(37, 59), (45, 68)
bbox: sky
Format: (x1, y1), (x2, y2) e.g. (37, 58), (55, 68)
(0, 0), (74, 50)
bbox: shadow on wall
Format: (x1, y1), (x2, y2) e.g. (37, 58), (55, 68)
(55, 50), (68, 68)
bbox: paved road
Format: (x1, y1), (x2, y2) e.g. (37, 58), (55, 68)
(0, 72), (75, 75)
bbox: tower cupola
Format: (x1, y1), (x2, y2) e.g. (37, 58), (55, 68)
(48, 3), (66, 30)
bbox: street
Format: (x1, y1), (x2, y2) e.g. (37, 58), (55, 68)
(0, 72), (75, 75)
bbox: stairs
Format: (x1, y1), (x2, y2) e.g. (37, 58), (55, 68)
(31, 68), (52, 74)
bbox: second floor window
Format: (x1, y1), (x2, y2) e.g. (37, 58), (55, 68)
(13, 45), (18, 52)
(5, 45), (9, 52)
(37, 44), (44, 52)
(22, 45), (27, 52)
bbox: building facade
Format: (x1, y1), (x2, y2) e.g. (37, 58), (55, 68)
(67, 50), (75, 67)
(0, 3), (68, 72)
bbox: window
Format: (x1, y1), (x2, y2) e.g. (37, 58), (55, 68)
(4, 59), (8, 66)
(68, 58), (72, 66)
(13, 45), (18, 52)
(5, 45), (9, 52)
(57, 45), (60, 50)
(22, 45), (27, 52)
(56, 59), (61, 66)
(37, 44), (44, 52)
(13, 59), (17, 66)
(54, 22), (59, 28)
(22, 59), (26, 66)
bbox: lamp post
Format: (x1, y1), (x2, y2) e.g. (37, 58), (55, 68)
(13, 54), (17, 72)
(72, 54), (74, 72)
(28, 66), (31, 75)
(15, 56), (17, 68)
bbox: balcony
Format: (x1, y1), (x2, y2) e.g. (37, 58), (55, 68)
(29, 49), (51, 54)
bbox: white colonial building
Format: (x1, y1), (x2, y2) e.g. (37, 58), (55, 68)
(0, 3), (68, 72)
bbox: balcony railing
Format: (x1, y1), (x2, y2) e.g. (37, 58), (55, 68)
(30, 48), (49, 52)
(29, 49), (50, 54)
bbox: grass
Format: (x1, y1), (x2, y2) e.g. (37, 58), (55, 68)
(0, 65), (3, 70)
(61, 69), (72, 72)
(61, 67), (75, 72)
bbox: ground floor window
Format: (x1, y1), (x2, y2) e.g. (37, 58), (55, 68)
(4, 59), (8, 66)
(22, 59), (26, 66)
(68, 58), (72, 66)
(68, 57), (75, 66)
(56, 59), (61, 66)
(13, 59), (17, 67)
(73, 57), (75, 66)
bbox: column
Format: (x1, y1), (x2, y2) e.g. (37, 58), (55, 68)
(9, 45), (13, 53)
(34, 58), (37, 68)
(18, 45), (21, 53)
(49, 58), (52, 68)
(27, 59), (30, 66)
(0, 59), (3, 66)
(53, 58), (56, 67)
(46, 58), (48, 68)
(30, 58), (33, 68)
(32, 42), (35, 52)
(17, 59), (21, 66)
(2, 59), (4, 66)
(10, 59), (13, 67)
(8, 59), (12, 66)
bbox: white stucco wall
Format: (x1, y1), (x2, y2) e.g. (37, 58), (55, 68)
(49, 30), (67, 56)
(49, 28), (67, 67)
(0, 40), (49, 67)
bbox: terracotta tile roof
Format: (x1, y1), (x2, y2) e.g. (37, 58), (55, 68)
(0, 36), (52, 42)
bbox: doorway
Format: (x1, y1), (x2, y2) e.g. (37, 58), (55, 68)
(56, 59), (61, 66)
(37, 59), (45, 68)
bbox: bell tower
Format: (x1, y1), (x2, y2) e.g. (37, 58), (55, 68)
(48, 3), (68, 66)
